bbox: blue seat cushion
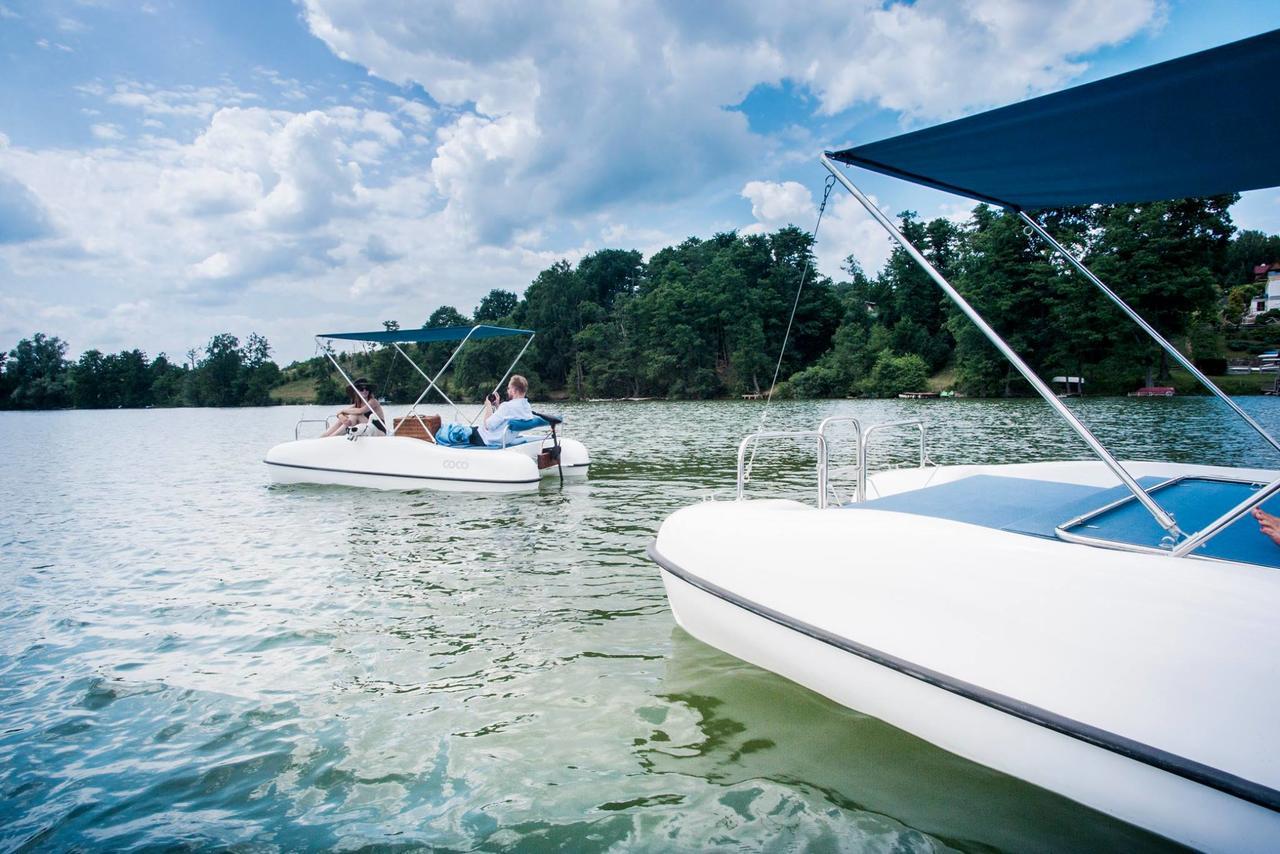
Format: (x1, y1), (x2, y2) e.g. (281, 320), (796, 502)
(848, 473), (1280, 569)
(507, 416), (549, 432)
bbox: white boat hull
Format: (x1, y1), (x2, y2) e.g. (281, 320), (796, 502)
(265, 434), (589, 492)
(651, 460), (1280, 851)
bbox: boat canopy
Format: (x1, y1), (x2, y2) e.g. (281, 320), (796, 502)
(828, 28), (1280, 210)
(318, 324), (533, 344)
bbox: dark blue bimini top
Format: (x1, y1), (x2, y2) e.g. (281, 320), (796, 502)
(318, 325), (533, 344)
(829, 29), (1280, 210)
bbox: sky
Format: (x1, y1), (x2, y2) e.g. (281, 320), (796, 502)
(1, 1), (1278, 364)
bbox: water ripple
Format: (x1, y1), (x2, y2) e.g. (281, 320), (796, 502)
(1, 400), (1249, 851)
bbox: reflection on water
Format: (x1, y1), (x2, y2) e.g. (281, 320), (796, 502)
(4, 397), (1274, 850)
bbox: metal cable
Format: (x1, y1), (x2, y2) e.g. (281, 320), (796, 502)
(745, 175), (836, 483)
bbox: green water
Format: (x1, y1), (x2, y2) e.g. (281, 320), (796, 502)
(5, 397), (1275, 851)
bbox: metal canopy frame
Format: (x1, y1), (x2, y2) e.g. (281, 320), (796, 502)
(316, 326), (535, 436)
(820, 153), (1280, 557)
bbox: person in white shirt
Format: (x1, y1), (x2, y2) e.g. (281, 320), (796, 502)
(478, 374), (534, 446)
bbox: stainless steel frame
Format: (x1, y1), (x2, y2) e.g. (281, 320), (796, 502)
(822, 152), (1280, 559)
(735, 418), (931, 508)
(821, 154), (1182, 541)
(736, 431), (828, 506)
(858, 419), (929, 503)
(314, 326), (538, 439)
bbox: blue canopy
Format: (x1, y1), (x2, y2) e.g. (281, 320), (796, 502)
(318, 324), (533, 344)
(829, 29), (1280, 210)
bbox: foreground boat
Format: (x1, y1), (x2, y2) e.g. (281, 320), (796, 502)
(651, 30), (1280, 851)
(266, 324), (589, 491)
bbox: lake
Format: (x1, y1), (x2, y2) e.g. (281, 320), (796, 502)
(5, 396), (1278, 851)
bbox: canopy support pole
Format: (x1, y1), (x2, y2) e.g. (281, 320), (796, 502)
(820, 154), (1183, 541)
(388, 343), (465, 434)
(1017, 211), (1280, 454)
(391, 330), (481, 435)
(317, 341), (367, 432)
(471, 333), (536, 426)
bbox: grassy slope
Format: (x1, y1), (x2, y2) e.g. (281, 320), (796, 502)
(270, 377), (318, 404)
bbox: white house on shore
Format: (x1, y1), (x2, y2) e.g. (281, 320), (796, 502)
(1242, 267), (1280, 324)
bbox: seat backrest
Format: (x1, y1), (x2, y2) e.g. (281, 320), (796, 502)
(507, 416), (549, 432)
(530, 410), (563, 426)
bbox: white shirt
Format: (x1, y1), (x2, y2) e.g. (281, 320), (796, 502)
(479, 397), (534, 445)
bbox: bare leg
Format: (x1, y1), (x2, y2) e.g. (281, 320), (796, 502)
(321, 413), (353, 438)
(1253, 507), (1280, 546)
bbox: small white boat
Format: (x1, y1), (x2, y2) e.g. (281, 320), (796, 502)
(266, 324), (589, 491)
(651, 30), (1280, 851)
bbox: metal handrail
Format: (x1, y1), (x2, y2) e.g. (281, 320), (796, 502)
(295, 416), (336, 440)
(735, 418), (931, 508)
(736, 431), (829, 507)
(858, 419), (929, 502)
(817, 416), (863, 506)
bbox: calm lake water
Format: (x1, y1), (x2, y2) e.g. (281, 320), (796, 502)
(4, 396), (1280, 852)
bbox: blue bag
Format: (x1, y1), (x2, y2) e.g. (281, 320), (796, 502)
(435, 422), (474, 446)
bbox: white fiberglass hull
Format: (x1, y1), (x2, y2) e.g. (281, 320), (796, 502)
(265, 434), (589, 492)
(651, 460), (1280, 851)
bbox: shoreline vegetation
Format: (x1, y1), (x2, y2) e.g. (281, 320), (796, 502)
(5, 201), (1280, 411)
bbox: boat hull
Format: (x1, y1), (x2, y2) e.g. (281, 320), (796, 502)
(264, 434), (589, 492)
(651, 460), (1280, 851)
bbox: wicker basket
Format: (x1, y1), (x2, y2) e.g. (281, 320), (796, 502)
(392, 414), (441, 442)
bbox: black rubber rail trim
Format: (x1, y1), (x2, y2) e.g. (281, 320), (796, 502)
(648, 541), (1280, 813)
(263, 460), (539, 485)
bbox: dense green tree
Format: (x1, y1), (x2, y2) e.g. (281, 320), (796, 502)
(576, 249), (643, 310)
(474, 289), (519, 322)
(948, 205), (1057, 396)
(192, 334), (246, 406)
(1223, 229), (1280, 286)
(516, 260), (587, 390)
(4, 333), (71, 409)
(1083, 195), (1236, 383)
(149, 354), (186, 406)
(861, 352), (930, 398)
(4, 198), (1272, 409)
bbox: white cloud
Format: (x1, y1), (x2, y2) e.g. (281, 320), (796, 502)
(298, 0), (1159, 246)
(2, 0), (1167, 361)
(90, 122), (124, 140)
(104, 81), (260, 120)
(739, 179), (895, 279)
(0, 172), (56, 244)
(814, 192), (896, 281)
(741, 181), (814, 232)
(189, 252), (233, 280)
(0, 96), (567, 359)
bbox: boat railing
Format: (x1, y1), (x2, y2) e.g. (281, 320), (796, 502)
(736, 431), (829, 507)
(856, 419), (930, 503)
(736, 419), (930, 508)
(295, 416), (336, 440)
(816, 416), (862, 505)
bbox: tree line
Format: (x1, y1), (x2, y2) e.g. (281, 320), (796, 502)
(4, 195), (1278, 410)
(0, 332), (280, 410)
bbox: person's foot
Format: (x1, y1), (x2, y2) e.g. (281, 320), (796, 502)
(1253, 507), (1280, 546)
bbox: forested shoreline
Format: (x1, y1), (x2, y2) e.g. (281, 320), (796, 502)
(5, 197), (1280, 411)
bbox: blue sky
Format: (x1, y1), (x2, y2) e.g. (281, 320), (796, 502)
(1, 0), (1278, 363)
